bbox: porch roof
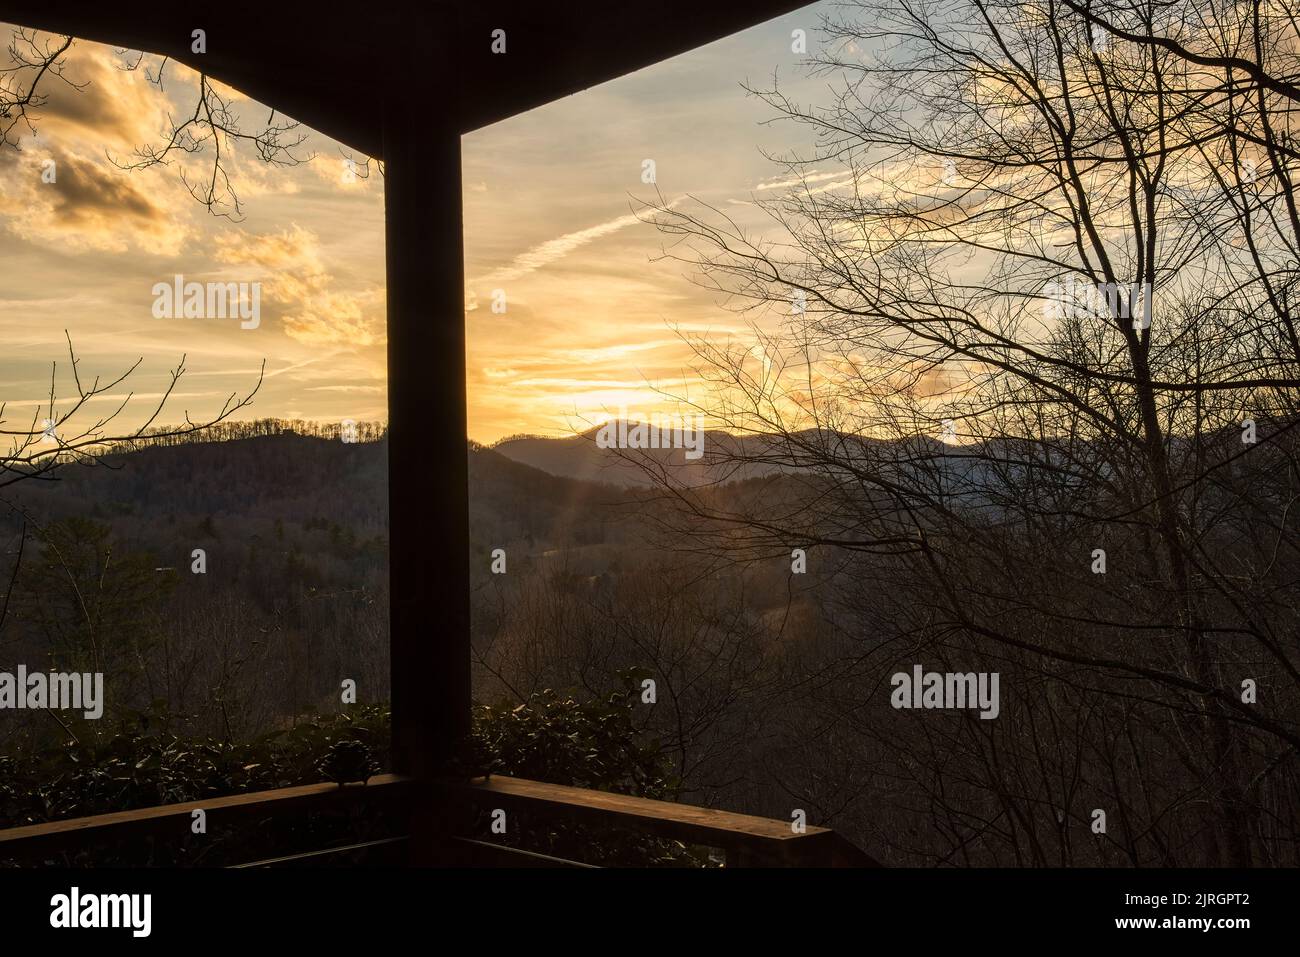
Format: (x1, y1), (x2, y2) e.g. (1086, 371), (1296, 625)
(0, 0), (810, 156)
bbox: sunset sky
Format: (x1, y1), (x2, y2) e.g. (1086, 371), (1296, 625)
(0, 6), (841, 445)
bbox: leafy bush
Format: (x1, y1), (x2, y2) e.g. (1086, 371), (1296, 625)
(465, 672), (675, 796)
(0, 673), (709, 866)
(0, 705), (389, 832)
(459, 670), (712, 866)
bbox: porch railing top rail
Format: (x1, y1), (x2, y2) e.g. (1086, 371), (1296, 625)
(0, 773), (879, 867)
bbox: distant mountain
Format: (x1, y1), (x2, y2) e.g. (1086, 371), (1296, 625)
(491, 424), (788, 487)
(488, 422), (1004, 489)
(4, 432), (655, 561)
(489, 422), (1266, 504)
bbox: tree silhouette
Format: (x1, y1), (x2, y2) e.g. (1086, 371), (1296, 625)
(631, 0), (1300, 865)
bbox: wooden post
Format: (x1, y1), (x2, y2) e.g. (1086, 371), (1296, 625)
(384, 27), (470, 803)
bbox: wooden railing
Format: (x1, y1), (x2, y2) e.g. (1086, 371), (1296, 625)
(0, 774), (417, 866)
(0, 774), (879, 868)
(454, 776), (879, 867)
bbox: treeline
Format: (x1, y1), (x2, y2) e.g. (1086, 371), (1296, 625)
(489, 433), (550, 447)
(114, 417), (388, 449)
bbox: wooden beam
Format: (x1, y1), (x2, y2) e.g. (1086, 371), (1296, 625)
(458, 775), (878, 866)
(467, 775), (826, 842)
(445, 837), (597, 868)
(0, 774), (415, 858)
(384, 19), (470, 785)
(0, 773), (877, 867)
(0, 0), (812, 148)
(234, 836), (411, 868)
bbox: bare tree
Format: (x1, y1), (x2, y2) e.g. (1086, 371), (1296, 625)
(631, 0), (1300, 865)
(0, 28), (81, 149)
(3, 25), (316, 218)
(0, 334), (263, 491)
(111, 50), (313, 219)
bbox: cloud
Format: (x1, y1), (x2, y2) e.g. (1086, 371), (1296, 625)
(754, 170), (844, 191)
(0, 146), (189, 253)
(556, 340), (679, 363)
(476, 207), (664, 284)
(0, 33), (195, 253)
(215, 225), (385, 347)
(34, 41), (174, 149)
(47, 152), (162, 223)
(306, 149), (379, 192)
(304, 384), (384, 393)
(217, 223), (323, 273)
(0, 390), (223, 406)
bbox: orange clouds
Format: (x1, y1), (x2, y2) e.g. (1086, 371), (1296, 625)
(0, 23), (388, 431)
(0, 29), (193, 253)
(215, 225), (385, 347)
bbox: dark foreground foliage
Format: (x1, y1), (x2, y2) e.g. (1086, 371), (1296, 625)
(0, 674), (707, 866)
